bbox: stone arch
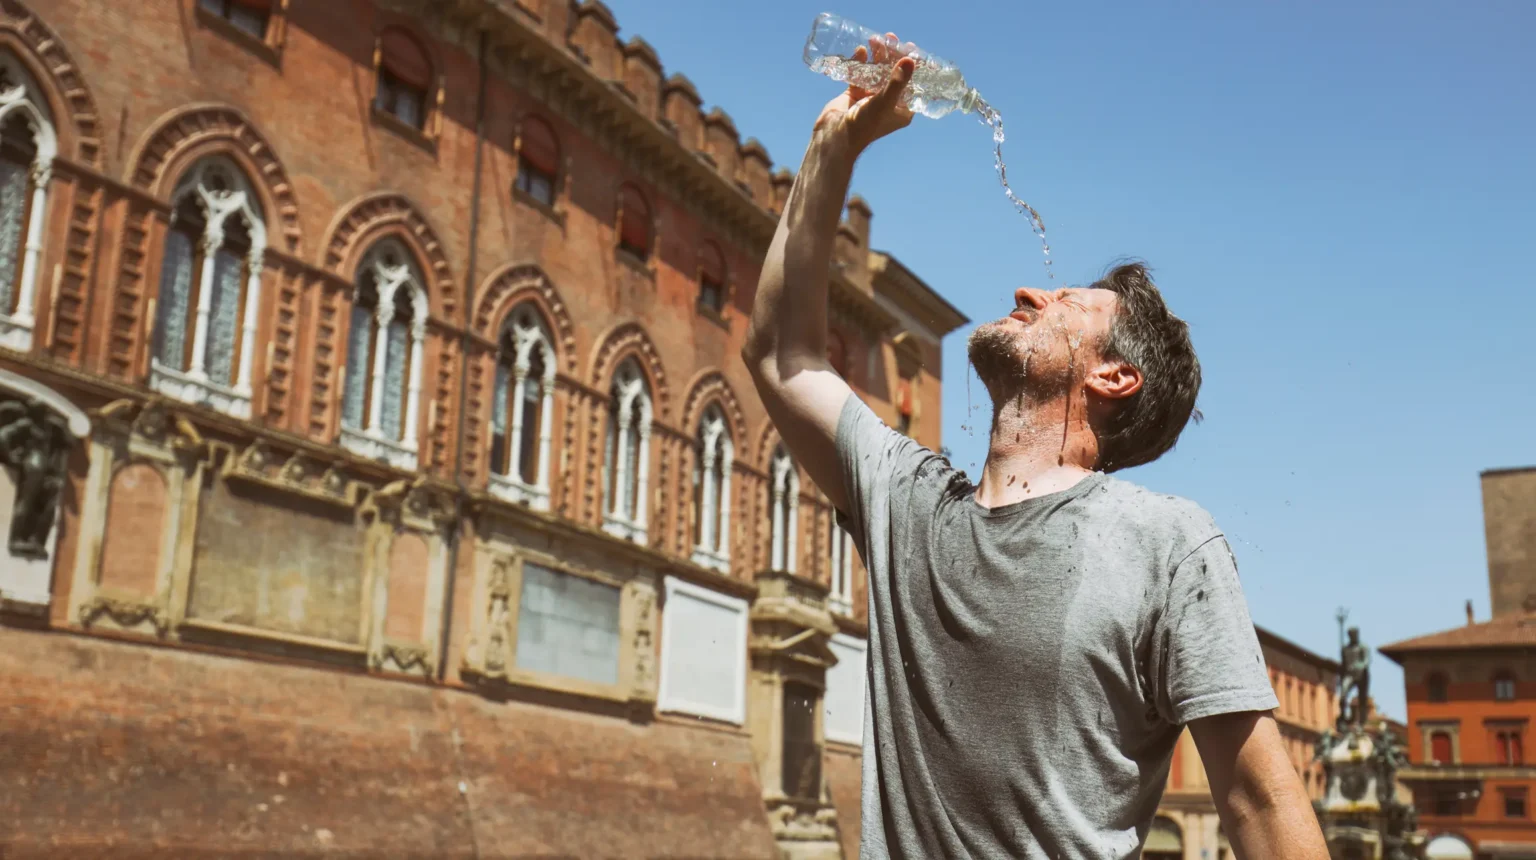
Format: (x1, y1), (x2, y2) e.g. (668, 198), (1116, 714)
(322, 192), (457, 321)
(588, 322), (669, 420)
(127, 104), (301, 253)
(754, 419), (783, 471)
(681, 370), (746, 446)
(473, 263), (575, 372)
(0, 1), (103, 167)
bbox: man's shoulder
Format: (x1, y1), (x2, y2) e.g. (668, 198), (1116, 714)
(1091, 476), (1223, 547)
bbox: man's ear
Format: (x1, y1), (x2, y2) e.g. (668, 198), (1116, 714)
(1086, 360), (1143, 401)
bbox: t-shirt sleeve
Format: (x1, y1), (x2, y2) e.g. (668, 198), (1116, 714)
(1150, 536), (1279, 726)
(833, 393), (940, 553)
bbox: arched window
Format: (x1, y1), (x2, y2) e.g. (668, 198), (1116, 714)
(0, 52), (54, 353)
(488, 303), (555, 509)
(515, 116), (559, 207)
(697, 241), (726, 315)
(339, 239), (426, 470)
(829, 523), (853, 614)
(151, 157), (265, 418)
(198, 0), (271, 38)
(602, 358), (650, 543)
(690, 404), (732, 572)
(1430, 731), (1453, 765)
(1496, 670), (1517, 702)
(1427, 672), (1449, 703)
(769, 445), (799, 573)
(617, 184), (651, 261)
(375, 29), (432, 131)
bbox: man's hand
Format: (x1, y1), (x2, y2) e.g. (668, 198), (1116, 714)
(741, 35), (919, 515)
(813, 36), (918, 154)
(1191, 711), (1329, 859)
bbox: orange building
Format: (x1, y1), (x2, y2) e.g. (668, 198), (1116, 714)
(1381, 465), (1536, 860)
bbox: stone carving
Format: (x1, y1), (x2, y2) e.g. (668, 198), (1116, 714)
(0, 398), (74, 559)
(320, 193), (457, 318)
(589, 322), (670, 419)
(631, 585), (656, 698)
(471, 267), (577, 371)
(483, 558), (513, 675)
(127, 104), (302, 253)
(767, 803), (838, 843)
(79, 596), (170, 637)
(373, 643), (431, 676)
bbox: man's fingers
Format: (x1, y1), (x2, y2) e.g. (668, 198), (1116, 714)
(869, 55), (916, 112)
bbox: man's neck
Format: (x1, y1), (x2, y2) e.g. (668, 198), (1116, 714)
(972, 394), (1099, 509)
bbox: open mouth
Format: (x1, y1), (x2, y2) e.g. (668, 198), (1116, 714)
(1008, 304), (1039, 325)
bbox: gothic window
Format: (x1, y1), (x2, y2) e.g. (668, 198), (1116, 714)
(198, 0), (271, 39)
(1427, 672), (1449, 703)
(602, 358), (651, 543)
(690, 405), (732, 572)
(375, 29), (432, 131)
(1430, 731), (1453, 764)
(697, 241), (726, 315)
(514, 116), (559, 207)
(829, 523), (853, 614)
(488, 303), (555, 510)
(769, 445), (799, 573)
(1495, 670), (1517, 702)
(617, 184), (652, 261)
(781, 681), (821, 800)
(0, 52), (57, 352)
(150, 157), (265, 417)
(339, 240), (426, 470)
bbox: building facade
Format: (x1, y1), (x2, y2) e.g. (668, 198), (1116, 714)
(1380, 466), (1536, 860)
(0, 1), (1351, 856)
(0, 0), (966, 856)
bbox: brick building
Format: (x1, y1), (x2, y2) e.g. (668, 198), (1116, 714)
(0, 0), (1351, 856)
(0, 0), (966, 856)
(1380, 466), (1536, 860)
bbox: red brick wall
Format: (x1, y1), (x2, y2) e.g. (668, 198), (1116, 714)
(0, 626), (779, 858)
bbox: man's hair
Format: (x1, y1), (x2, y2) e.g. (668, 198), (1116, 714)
(1092, 262), (1202, 472)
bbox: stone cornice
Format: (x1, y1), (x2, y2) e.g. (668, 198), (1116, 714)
(871, 252), (969, 339)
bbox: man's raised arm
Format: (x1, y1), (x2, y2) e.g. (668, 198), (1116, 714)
(741, 41), (916, 514)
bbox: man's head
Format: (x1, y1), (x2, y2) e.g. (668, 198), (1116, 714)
(965, 262), (1201, 472)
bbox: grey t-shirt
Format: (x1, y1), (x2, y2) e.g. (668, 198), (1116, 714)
(835, 395), (1278, 859)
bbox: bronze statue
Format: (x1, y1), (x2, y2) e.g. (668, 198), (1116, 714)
(1338, 626), (1371, 727)
(0, 397), (73, 560)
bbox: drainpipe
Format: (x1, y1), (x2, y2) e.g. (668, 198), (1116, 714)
(438, 26), (490, 682)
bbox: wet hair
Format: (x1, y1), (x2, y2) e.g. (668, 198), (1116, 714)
(1092, 262), (1202, 472)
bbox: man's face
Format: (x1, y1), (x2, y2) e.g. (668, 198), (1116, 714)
(966, 286), (1121, 403)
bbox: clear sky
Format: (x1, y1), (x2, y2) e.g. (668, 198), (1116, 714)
(608, 0), (1536, 719)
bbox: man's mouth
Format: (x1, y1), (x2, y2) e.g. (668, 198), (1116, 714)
(1009, 306), (1038, 325)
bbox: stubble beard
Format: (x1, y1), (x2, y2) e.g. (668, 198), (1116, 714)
(967, 322), (1073, 412)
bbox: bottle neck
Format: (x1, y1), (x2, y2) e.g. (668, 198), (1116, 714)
(958, 89), (982, 115)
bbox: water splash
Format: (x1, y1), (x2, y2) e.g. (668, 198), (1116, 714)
(975, 99), (1053, 280)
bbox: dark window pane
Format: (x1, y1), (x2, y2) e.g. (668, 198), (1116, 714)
(781, 682), (821, 799)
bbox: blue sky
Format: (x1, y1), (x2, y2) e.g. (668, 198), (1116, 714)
(609, 0), (1536, 719)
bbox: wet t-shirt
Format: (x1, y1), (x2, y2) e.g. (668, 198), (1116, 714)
(835, 395), (1277, 859)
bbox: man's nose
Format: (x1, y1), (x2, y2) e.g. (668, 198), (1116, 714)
(1014, 287), (1049, 310)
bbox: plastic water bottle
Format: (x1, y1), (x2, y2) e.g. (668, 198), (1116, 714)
(802, 12), (982, 119)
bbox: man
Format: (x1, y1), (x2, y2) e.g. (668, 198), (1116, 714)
(742, 36), (1329, 859)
